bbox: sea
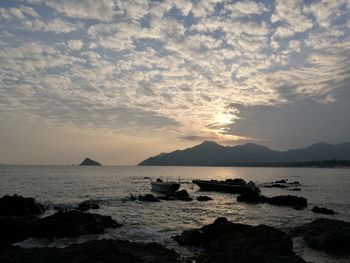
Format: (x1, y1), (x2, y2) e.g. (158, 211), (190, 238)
(0, 165), (349, 262)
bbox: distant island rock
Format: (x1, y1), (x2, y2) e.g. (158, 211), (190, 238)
(138, 141), (350, 167)
(79, 157), (101, 166)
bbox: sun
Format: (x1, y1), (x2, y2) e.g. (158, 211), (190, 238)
(215, 113), (232, 125)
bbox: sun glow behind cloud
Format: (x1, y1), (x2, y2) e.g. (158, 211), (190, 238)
(0, 0), (350, 164)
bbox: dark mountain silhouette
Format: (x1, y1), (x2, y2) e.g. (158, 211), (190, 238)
(138, 141), (350, 167)
(79, 158), (101, 166)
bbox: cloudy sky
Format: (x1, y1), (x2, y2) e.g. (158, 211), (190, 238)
(0, 0), (350, 165)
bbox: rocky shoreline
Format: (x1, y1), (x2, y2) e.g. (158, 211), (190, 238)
(0, 194), (349, 263)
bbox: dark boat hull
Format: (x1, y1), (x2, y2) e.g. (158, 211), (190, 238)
(192, 180), (249, 194)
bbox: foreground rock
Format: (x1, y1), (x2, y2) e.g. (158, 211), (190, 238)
(173, 217), (252, 246)
(291, 218), (350, 255)
(0, 211), (121, 247)
(34, 210), (121, 238)
(174, 217), (305, 263)
(79, 157), (101, 166)
(0, 216), (38, 248)
(0, 195), (45, 216)
(198, 225), (306, 263)
(0, 239), (181, 263)
(311, 205), (337, 215)
(237, 191), (307, 208)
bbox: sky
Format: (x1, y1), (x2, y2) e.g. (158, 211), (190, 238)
(0, 0), (350, 165)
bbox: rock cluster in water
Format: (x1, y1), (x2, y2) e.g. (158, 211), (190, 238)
(1, 193), (349, 262)
(174, 217), (306, 263)
(237, 190), (308, 208)
(0, 194), (181, 263)
(311, 205), (337, 215)
(290, 218), (350, 255)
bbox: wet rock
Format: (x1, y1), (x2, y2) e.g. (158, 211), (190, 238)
(275, 179), (288, 184)
(237, 192), (307, 208)
(267, 195), (307, 207)
(174, 190), (193, 201)
(174, 217), (305, 263)
(290, 181), (300, 185)
(173, 217), (252, 246)
(77, 200), (100, 211)
(129, 194), (137, 201)
(311, 205), (337, 215)
(34, 210), (121, 238)
(291, 218), (350, 255)
(264, 183), (289, 188)
(198, 225), (306, 263)
(0, 195), (45, 216)
(0, 239), (181, 263)
(197, 196), (213, 201)
(138, 194), (160, 202)
(0, 211), (121, 247)
(237, 190), (267, 203)
(0, 215), (38, 247)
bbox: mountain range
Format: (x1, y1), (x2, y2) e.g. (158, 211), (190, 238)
(138, 141), (350, 166)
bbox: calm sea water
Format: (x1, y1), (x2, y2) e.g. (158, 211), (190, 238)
(0, 165), (349, 262)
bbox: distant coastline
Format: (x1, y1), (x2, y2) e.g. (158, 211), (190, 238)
(138, 160), (350, 168)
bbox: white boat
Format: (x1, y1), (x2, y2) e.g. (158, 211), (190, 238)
(150, 178), (180, 193)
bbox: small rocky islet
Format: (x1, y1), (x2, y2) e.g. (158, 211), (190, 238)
(1, 177), (349, 263)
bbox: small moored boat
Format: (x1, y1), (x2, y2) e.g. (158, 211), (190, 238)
(192, 179), (256, 194)
(151, 178), (180, 193)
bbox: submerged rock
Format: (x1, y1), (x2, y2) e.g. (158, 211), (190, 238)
(138, 194), (160, 202)
(264, 183), (289, 188)
(291, 218), (350, 255)
(79, 157), (101, 166)
(174, 217), (305, 263)
(77, 200), (100, 211)
(237, 192), (307, 208)
(174, 190), (193, 201)
(275, 179), (288, 184)
(0, 239), (181, 263)
(197, 196), (213, 201)
(311, 205), (337, 215)
(267, 195), (307, 207)
(237, 190), (267, 203)
(0, 195), (45, 216)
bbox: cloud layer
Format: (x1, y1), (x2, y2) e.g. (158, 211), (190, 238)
(1, 0), (350, 153)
